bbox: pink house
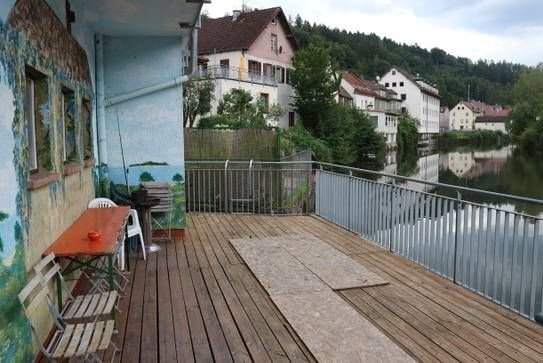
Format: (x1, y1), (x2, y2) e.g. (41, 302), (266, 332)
(198, 7), (298, 128)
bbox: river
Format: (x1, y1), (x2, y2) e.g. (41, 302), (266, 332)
(379, 145), (543, 218)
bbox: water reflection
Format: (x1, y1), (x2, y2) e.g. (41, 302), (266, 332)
(380, 145), (543, 217)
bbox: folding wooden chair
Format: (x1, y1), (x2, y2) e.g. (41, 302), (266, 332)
(35, 253), (119, 323)
(18, 274), (119, 362)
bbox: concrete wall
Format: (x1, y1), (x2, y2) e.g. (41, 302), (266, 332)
(102, 36), (186, 228)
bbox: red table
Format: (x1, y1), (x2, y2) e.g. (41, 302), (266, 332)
(45, 207), (130, 314)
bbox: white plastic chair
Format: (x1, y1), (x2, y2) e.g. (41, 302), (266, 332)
(88, 198), (146, 264)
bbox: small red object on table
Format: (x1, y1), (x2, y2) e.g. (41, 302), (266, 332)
(44, 206), (130, 317)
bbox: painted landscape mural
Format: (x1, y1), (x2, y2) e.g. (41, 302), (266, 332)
(0, 56), (31, 363)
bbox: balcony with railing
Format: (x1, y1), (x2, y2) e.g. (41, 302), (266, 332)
(198, 65), (278, 86)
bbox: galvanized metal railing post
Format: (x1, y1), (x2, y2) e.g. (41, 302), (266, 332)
(249, 159), (255, 214)
(389, 178), (396, 252)
(224, 160), (229, 213)
(453, 191), (462, 284)
(348, 170), (353, 230)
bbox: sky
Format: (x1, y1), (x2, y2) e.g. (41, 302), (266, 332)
(204, 0), (543, 66)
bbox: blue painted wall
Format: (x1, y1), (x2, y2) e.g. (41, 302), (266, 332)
(102, 36), (186, 227)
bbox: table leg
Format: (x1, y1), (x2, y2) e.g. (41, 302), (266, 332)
(108, 254), (116, 320)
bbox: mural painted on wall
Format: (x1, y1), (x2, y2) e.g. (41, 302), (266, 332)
(103, 36), (187, 229)
(0, 46), (32, 363)
(0, 0), (93, 358)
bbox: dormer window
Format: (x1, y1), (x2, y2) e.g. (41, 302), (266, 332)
(392, 70), (396, 75)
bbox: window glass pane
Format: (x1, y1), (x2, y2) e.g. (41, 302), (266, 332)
(63, 90), (77, 162)
(82, 99), (92, 160)
(25, 78), (37, 170)
(27, 69), (51, 172)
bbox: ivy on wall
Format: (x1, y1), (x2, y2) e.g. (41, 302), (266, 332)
(0, 0), (93, 359)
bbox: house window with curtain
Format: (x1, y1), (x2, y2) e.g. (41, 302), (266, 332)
(25, 67), (51, 173)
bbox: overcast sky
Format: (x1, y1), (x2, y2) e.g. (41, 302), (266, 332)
(205, 0), (542, 66)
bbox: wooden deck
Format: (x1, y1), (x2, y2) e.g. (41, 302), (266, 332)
(107, 213), (543, 362)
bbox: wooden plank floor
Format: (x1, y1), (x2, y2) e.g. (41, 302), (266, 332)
(109, 213), (543, 362)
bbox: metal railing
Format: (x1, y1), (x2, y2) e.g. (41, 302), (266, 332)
(198, 66), (277, 86)
(185, 159), (543, 321)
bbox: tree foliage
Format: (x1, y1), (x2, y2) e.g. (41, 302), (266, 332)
(510, 68), (543, 153)
(183, 79), (214, 128)
(139, 171), (155, 182)
(292, 15), (529, 107)
(289, 42), (341, 133)
(286, 42), (386, 169)
(199, 88), (283, 129)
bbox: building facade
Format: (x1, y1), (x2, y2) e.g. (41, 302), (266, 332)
(0, 0), (202, 359)
(198, 7), (298, 129)
(450, 100), (510, 131)
(379, 67), (440, 136)
(340, 72), (401, 148)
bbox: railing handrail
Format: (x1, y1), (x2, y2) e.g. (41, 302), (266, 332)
(185, 159), (543, 207)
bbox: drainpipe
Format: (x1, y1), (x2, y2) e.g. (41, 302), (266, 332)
(95, 34), (108, 181)
(104, 17), (201, 108)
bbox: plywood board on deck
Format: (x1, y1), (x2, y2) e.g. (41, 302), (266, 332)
(271, 290), (414, 363)
(275, 234), (388, 289)
(231, 235), (388, 290)
(230, 238), (328, 295)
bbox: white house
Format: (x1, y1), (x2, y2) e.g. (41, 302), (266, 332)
(197, 7), (298, 128)
(379, 67), (440, 137)
(450, 100), (510, 131)
(341, 71), (401, 148)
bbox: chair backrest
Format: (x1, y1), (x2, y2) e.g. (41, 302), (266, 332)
(88, 198), (117, 208)
(129, 208), (141, 228)
(18, 274), (61, 358)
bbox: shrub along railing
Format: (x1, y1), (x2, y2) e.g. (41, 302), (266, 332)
(185, 160), (543, 322)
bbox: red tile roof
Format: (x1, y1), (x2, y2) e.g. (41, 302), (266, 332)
(198, 7), (297, 55)
(462, 100), (511, 117)
(342, 71), (398, 100)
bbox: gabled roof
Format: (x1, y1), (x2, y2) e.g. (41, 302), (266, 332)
(198, 7), (298, 55)
(385, 67), (440, 98)
(339, 86), (353, 100)
(342, 71), (398, 100)
(461, 100), (511, 117)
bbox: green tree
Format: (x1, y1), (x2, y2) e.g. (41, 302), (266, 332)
(139, 172), (155, 182)
(172, 173), (184, 184)
(510, 69), (543, 153)
(0, 211), (6, 252)
(200, 88), (283, 128)
(289, 42), (341, 135)
(183, 79), (215, 128)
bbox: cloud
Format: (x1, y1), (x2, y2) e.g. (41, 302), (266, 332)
(204, 0), (542, 65)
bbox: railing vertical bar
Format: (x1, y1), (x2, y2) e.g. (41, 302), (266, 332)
(529, 220), (541, 319)
(429, 196), (437, 272)
(520, 217), (534, 316)
(436, 197), (443, 275)
(476, 206), (485, 292)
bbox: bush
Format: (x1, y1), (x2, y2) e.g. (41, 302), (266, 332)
(279, 123), (333, 162)
(438, 130), (510, 150)
(397, 114), (419, 153)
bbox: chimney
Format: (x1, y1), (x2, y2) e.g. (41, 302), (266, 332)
(232, 10), (241, 21)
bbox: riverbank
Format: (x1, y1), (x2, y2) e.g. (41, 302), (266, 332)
(438, 130), (510, 150)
